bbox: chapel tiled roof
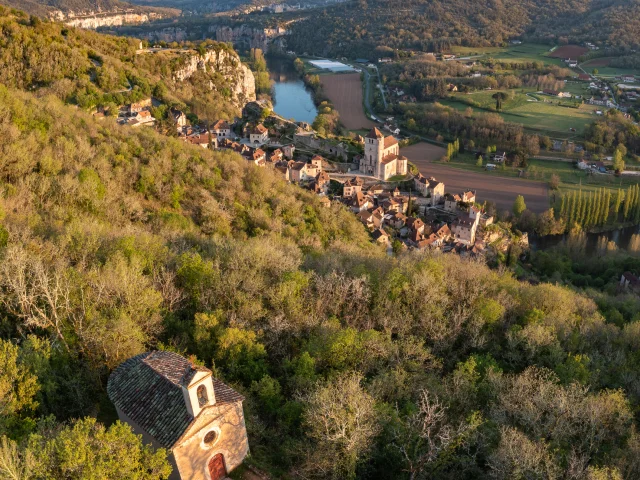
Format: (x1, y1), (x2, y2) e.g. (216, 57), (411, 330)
(107, 351), (243, 449)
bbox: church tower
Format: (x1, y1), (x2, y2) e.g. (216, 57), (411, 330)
(363, 127), (384, 177)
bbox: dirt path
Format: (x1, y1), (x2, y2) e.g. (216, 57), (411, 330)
(402, 143), (550, 213)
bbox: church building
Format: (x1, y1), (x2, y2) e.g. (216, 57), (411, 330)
(108, 351), (249, 480)
(361, 127), (408, 180)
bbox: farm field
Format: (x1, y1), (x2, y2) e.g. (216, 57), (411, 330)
(402, 141), (447, 162)
(549, 45), (589, 59)
(500, 102), (600, 137)
(320, 73), (374, 130)
(427, 153), (640, 199)
(451, 43), (564, 66)
(583, 57), (612, 67)
(581, 57), (640, 76)
(439, 93), (598, 139)
(404, 144), (550, 213)
(592, 67), (640, 77)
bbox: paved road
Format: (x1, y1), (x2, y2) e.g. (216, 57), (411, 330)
(411, 159), (550, 214)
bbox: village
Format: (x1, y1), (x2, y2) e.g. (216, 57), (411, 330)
(110, 95), (525, 258)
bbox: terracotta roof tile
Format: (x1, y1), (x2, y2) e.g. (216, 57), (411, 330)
(366, 127), (384, 139)
(384, 136), (398, 148)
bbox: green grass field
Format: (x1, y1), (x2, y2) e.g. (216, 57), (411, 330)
(450, 43), (564, 67)
(581, 59), (640, 77)
(439, 90), (599, 139)
(561, 81), (591, 96)
(500, 102), (599, 137)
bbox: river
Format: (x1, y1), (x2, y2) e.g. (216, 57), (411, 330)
(267, 56), (318, 124)
(530, 224), (640, 254)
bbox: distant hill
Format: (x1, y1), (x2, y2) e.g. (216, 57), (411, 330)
(0, 5), (252, 121)
(0, 0), (178, 20)
(282, 0), (640, 57)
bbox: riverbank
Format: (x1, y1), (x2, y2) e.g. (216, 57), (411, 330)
(266, 55), (318, 124)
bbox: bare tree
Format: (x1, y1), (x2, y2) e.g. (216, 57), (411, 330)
(0, 436), (37, 480)
(394, 390), (481, 480)
(0, 245), (72, 351)
(298, 372), (380, 479)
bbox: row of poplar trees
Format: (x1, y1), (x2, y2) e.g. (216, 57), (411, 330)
(558, 184), (640, 230)
(446, 139), (460, 160)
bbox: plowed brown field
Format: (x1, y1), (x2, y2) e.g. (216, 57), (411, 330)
(320, 73), (374, 130)
(549, 45), (588, 58)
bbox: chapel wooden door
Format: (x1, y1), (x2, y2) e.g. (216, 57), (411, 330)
(208, 453), (226, 480)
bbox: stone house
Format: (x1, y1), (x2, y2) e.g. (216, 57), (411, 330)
(343, 177), (364, 197)
(358, 210), (382, 229)
(462, 191), (476, 203)
(318, 196), (331, 208)
(380, 195), (408, 214)
(290, 161), (319, 182)
(107, 351), (248, 480)
(128, 110), (155, 128)
(479, 213), (494, 227)
(427, 178), (445, 206)
(451, 213), (480, 245)
(250, 124), (269, 144)
(414, 174), (445, 205)
(211, 120), (232, 139)
(417, 233), (439, 249)
(444, 193), (462, 212)
(245, 148), (266, 166)
(311, 171), (331, 194)
(183, 133), (212, 149)
(385, 212), (407, 229)
(368, 184), (384, 195)
(128, 98), (152, 114)
(271, 149), (284, 162)
(469, 205), (482, 220)
(372, 228), (390, 245)
(409, 229), (425, 246)
(350, 192), (373, 213)
(170, 109), (188, 130)
(406, 217), (425, 235)
(283, 144), (295, 159)
(434, 224), (451, 244)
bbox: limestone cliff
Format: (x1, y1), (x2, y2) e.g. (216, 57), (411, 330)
(141, 27), (188, 43)
(172, 48), (256, 106)
(210, 25), (288, 52)
(48, 8), (165, 29)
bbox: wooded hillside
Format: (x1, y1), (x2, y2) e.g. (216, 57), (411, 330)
(0, 83), (640, 478)
(0, 7), (245, 120)
(285, 0), (640, 57)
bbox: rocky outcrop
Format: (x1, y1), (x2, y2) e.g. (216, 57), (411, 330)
(173, 49), (256, 105)
(141, 28), (188, 43)
(210, 25), (288, 51)
(49, 9), (163, 29)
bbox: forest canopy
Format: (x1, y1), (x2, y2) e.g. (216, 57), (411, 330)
(284, 0), (640, 57)
(0, 84), (640, 478)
